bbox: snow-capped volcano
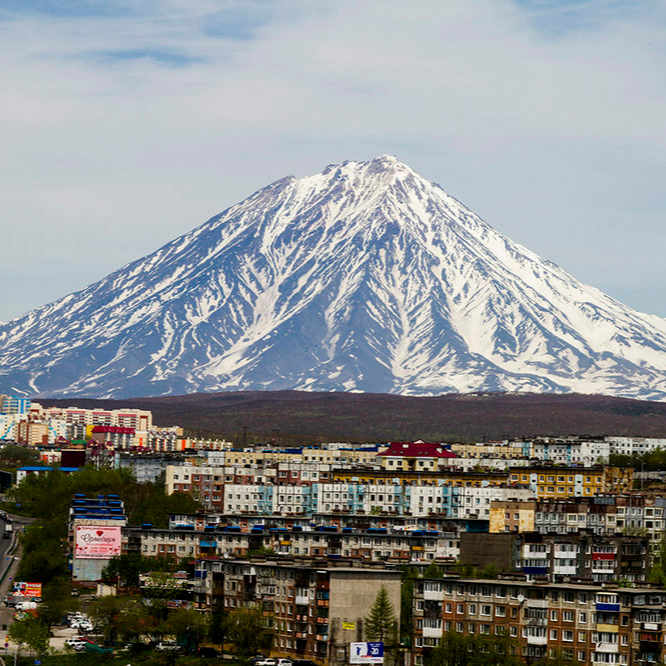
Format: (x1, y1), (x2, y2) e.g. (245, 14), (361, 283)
(3, 154), (666, 400)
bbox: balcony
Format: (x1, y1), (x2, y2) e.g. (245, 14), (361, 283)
(525, 599), (548, 609)
(295, 594), (309, 605)
(423, 626), (443, 639)
(553, 565), (577, 575)
(526, 635), (548, 646)
(523, 566), (549, 576)
(596, 603), (621, 612)
(424, 589), (444, 601)
(596, 623), (619, 633)
(595, 642), (619, 654)
(523, 551), (549, 559)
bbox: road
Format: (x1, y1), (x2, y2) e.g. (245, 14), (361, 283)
(0, 512), (34, 659)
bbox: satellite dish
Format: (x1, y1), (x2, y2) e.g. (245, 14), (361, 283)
(517, 594), (525, 603)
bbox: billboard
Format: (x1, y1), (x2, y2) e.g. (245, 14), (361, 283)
(74, 525), (121, 559)
(350, 642), (384, 664)
(12, 582), (42, 598)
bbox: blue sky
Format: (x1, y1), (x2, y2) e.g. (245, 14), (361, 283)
(1, 0), (665, 321)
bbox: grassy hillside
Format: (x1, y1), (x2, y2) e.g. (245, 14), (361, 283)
(43, 391), (666, 445)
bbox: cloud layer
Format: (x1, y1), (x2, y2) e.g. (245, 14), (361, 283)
(1, 0), (665, 321)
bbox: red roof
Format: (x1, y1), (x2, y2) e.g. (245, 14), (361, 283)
(377, 441), (458, 458)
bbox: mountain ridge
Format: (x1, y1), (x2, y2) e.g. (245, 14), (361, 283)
(2, 155), (666, 399)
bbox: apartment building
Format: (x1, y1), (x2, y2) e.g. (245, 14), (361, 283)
(606, 436), (666, 457)
(459, 531), (649, 583)
(450, 440), (530, 459)
(490, 495), (666, 556)
(333, 468), (510, 487)
(0, 394), (31, 415)
(508, 466), (633, 499)
(32, 404), (153, 430)
(192, 558), (401, 664)
(412, 576), (666, 665)
(124, 523), (459, 563)
(530, 438), (611, 466)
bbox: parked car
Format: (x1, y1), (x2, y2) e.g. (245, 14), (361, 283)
(156, 641), (181, 652)
(197, 646), (221, 658)
(277, 660), (293, 666)
(64, 637), (88, 652)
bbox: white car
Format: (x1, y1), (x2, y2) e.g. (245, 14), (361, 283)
(64, 637), (88, 651)
(156, 641), (181, 652)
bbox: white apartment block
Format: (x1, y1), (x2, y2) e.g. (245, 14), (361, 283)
(606, 436), (666, 457)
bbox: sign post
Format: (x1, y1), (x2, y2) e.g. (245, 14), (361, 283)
(350, 642), (384, 664)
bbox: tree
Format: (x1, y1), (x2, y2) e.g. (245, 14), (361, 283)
(8, 616), (51, 658)
(165, 608), (210, 654)
(88, 595), (133, 645)
(226, 607), (273, 657)
(426, 632), (521, 666)
(365, 586), (398, 645)
(400, 567), (419, 645)
(533, 649), (575, 666)
(649, 535), (666, 586)
(101, 553), (178, 590)
(38, 576), (80, 628)
(422, 562), (444, 579)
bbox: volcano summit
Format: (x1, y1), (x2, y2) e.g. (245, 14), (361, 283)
(3, 155), (666, 400)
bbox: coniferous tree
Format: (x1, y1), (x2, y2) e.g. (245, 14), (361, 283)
(365, 585), (399, 644)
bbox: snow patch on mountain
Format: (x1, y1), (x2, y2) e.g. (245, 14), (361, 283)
(2, 155), (666, 400)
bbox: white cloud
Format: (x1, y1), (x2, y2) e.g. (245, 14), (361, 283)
(1, 0), (665, 319)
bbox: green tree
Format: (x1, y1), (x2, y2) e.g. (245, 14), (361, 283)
(8, 616), (51, 658)
(88, 595), (133, 645)
(475, 564), (499, 579)
(37, 576), (80, 628)
(649, 536), (666, 586)
(165, 608), (210, 654)
(400, 567), (419, 645)
(226, 607), (273, 658)
(209, 610), (228, 647)
(0, 444), (40, 470)
(422, 562), (444, 579)
(101, 553), (179, 590)
(534, 649), (575, 665)
(365, 585), (398, 644)
(426, 632), (521, 666)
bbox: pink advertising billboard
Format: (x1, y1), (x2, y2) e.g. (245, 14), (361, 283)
(74, 525), (121, 559)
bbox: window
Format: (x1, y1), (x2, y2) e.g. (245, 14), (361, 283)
(563, 611), (574, 622)
(563, 630), (574, 642)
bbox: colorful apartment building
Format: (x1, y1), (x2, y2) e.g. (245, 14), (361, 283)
(412, 575), (666, 665)
(508, 466), (633, 499)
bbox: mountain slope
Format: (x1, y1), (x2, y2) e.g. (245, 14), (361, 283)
(2, 155), (666, 399)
